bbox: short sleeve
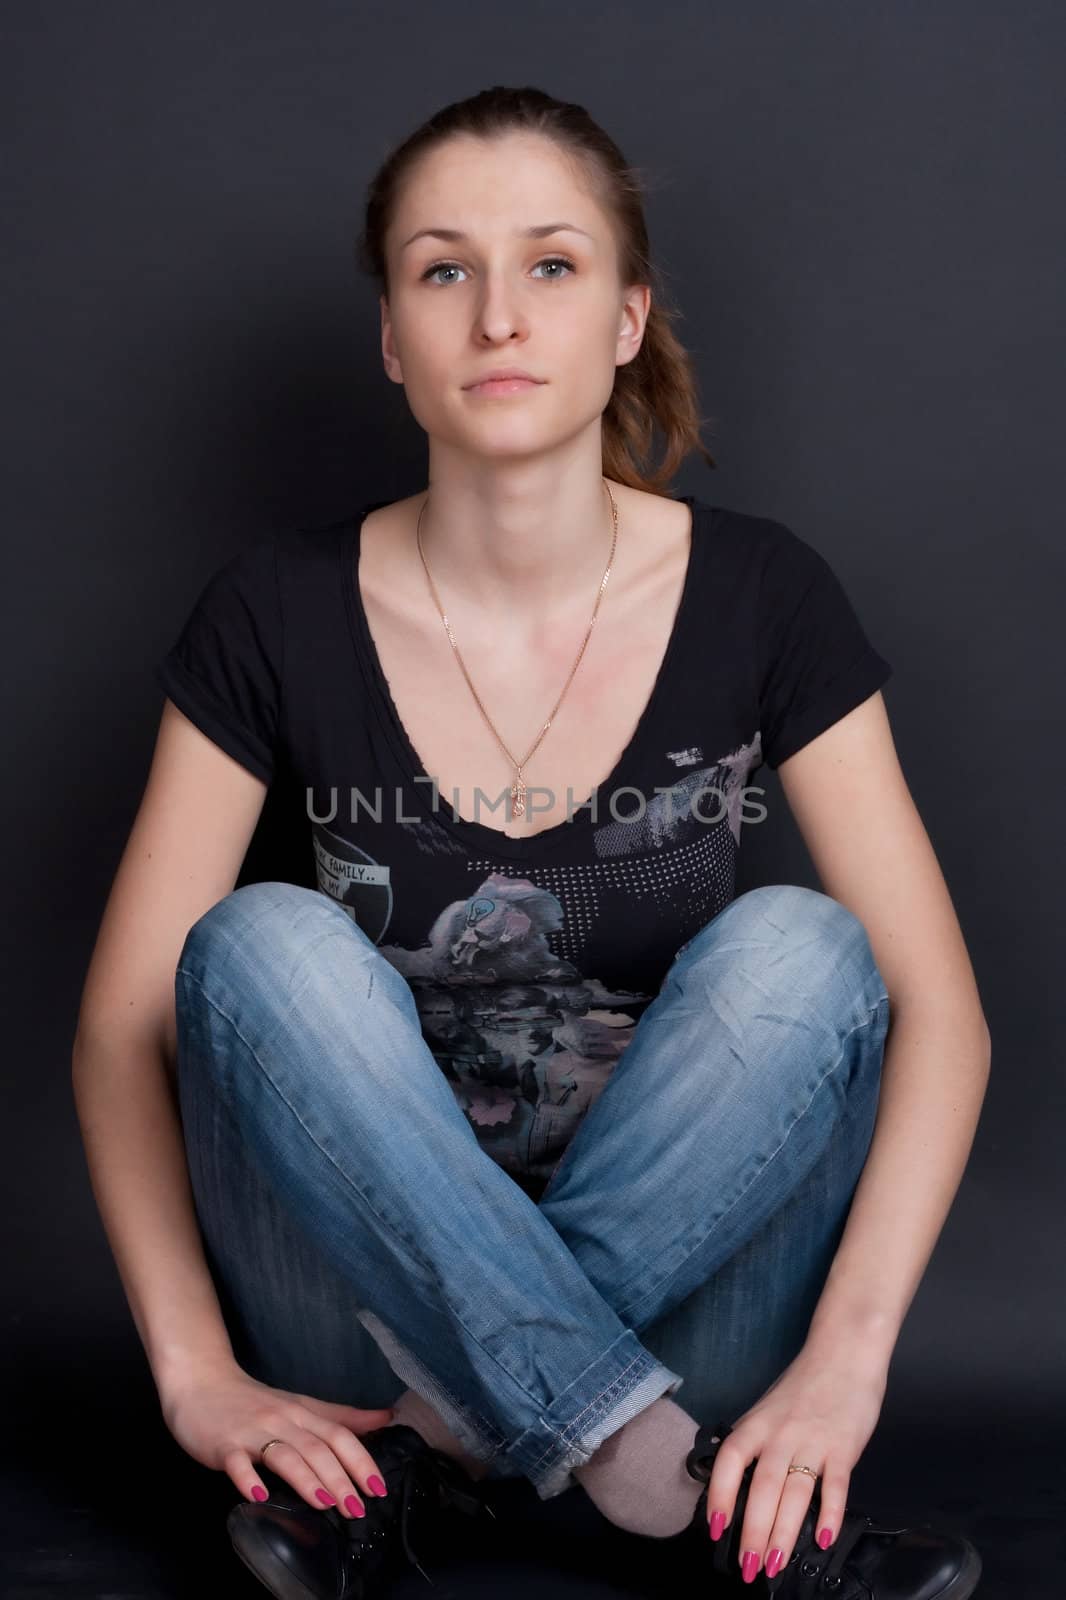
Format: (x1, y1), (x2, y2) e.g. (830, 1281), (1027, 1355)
(155, 537), (283, 784)
(757, 523), (892, 770)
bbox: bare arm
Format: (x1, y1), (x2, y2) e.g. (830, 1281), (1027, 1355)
(72, 698), (269, 1402)
(73, 1028), (241, 1393)
(777, 690), (992, 1363)
(697, 690), (991, 1589)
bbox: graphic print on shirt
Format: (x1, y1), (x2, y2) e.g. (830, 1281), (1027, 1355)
(311, 817), (652, 1185)
(391, 872), (653, 1176)
(666, 745), (704, 767)
(308, 732), (763, 1190)
(592, 736), (762, 858)
(311, 822), (393, 943)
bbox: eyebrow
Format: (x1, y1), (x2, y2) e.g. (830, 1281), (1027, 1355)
(399, 222), (595, 251)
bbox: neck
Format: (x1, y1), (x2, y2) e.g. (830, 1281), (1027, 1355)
(413, 466), (620, 620)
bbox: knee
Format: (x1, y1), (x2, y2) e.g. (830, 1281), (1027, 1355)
(730, 883), (867, 948)
(178, 881), (345, 987)
(683, 884), (888, 1022)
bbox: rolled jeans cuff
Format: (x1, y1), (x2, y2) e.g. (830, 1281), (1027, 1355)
(360, 1311), (684, 1500)
(499, 1330), (685, 1501)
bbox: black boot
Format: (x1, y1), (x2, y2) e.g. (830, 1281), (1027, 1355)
(672, 1418), (982, 1597)
(226, 1422), (497, 1599)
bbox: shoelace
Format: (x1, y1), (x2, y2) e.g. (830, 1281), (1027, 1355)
(341, 1443), (496, 1588)
(686, 1419), (875, 1594)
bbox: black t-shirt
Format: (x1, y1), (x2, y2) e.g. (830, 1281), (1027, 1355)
(156, 493), (891, 1194)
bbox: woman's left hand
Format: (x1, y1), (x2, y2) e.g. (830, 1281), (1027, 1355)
(701, 1338), (889, 1583)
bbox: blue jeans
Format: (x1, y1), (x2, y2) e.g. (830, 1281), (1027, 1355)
(174, 881), (890, 1502)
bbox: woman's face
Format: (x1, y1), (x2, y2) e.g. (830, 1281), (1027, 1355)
(380, 132), (649, 462)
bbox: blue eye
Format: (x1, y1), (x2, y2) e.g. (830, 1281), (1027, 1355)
(532, 256), (576, 280)
(420, 255), (576, 286)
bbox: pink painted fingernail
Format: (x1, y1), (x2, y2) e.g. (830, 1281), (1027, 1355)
(742, 1550), (760, 1582)
(709, 1509), (726, 1540)
(766, 1548), (784, 1577)
(315, 1488), (336, 1506)
(818, 1526), (834, 1548)
(367, 1475), (387, 1497)
(250, 1484), (268, 1502)
(344, 1494), (365, 1518)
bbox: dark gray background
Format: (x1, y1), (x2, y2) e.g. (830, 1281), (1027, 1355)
(4, 3), (1062, 1595)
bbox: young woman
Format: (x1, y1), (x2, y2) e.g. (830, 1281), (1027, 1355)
(72, 85), (990, 1599)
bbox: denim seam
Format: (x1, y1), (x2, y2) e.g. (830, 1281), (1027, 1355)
(178, 969), (627, 1435)
(529, 1364), (684, 1496)
(614, 995), (887, 1325)
(524, 1346), (654, 1474)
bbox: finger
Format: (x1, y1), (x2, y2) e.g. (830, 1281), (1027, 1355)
(314, 1418), (394, 1501)
(703, 1433), (750, 1543)
(286, 1403), (390, 1482)
(761, 1468), (821, 1578)
(250, 1435), (363, 1517)
(224, 1444), (274, 1505)
(810, 1460), (847, 1555)
(286, 1431), (370, 1519)
(734, 1446), (801, 1583)
(291, 1417), (393, 1517)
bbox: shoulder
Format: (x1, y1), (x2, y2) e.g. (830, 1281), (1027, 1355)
(169, 511), (357, 654)
(690, 500), (874, 612)
(356, 494), (418, 590)
(690, 499), (815, 565)
(170, 532), (284, 641)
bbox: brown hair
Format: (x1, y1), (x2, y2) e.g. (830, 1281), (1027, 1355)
(355, 85), (717, 495)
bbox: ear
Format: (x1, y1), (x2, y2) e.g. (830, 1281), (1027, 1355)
(380, 293), (403, 385)
(617, 282), (651, 367)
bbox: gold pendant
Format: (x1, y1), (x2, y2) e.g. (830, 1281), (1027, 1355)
(511, 773), (526, 817)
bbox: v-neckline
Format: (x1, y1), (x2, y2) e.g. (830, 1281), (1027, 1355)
(341, 491), (706, 861)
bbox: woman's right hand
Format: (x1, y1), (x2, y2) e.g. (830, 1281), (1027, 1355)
(160, 1358), (399, 1517)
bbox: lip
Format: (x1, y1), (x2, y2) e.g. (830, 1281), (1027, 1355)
(462, 369), (545, 389)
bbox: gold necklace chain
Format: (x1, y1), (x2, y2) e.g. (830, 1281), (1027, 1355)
(415, 477), (619, 821)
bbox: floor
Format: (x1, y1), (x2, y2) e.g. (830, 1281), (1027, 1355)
(4, 1356), (1061, 1599)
